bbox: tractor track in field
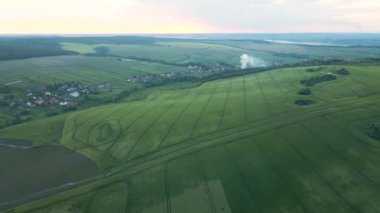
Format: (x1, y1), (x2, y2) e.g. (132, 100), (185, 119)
(5, 95), (380, 212)
(298, 122), (378, 185)
(195, 154), (217, 213)
(254, 72), (272, 115)
(321, 109), (380, 156)
(209, 93), (379, 147)
(244, 76), (272, 122)
(155, 86), (211, 147)
(243, 76), (247, 123)
(68, 110), (122, 155)
(130, 88), (197, 153)
(224, 145), (258, 213)
(125, 188), (132, 213)
(251, 136), (310, 213)
(71, 104), (124, 143)
(188, 83), (219, 139)
(103, 100), (164, 158)
(157, 88), (201, 149)
(344, 115), (380, 150)
(68, 115), (119, 163)
(107, 97), (380, 176)
(266, 70), (288, 104)
(275, 129), (359, 213)
(324, 111), (380, 153)
(346, 69), (380, 95)
(217, 79), (233, 131)
(111, 94), (380, 166)
(85, 104), (134, 144)
(270, 69), (298, 102)
(87, 89), (177, 146)
(84, 187), (103, 213)
(164, 163), (172, 213)
(277, 68), (300, 90)
(126, 102), (176, 160)
(105, 92), (183, 157)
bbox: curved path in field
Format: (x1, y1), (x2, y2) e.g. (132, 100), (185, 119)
(5, 94), (379, 212)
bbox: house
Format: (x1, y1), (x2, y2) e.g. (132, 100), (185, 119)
(59, 101), (68, 106)
(35, 99), (44, 105)
(70, 91), (80, 98)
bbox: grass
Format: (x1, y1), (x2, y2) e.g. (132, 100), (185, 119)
(213, 40), (380, 60)
(0, 55), (187, 89)
(2, 64), (380, 212)
(0, 114), (67, 146)
(61, 41), (302, 66)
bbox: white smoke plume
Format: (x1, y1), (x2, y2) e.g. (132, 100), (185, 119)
(240, 54), (266, 69)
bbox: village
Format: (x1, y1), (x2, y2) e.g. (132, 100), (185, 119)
(0, 81), (110, 121)
(127, 62), (232, 84)
(0, 62), (235, 126)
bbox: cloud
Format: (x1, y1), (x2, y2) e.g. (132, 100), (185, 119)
(0, 0), (379, 33)
(145, 0), (380, 32)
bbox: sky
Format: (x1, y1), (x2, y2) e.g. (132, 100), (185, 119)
(0, 0), (379, 34)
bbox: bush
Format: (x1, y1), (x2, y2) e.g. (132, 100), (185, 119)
(367, 123), (380, 141)
(300, 74), (337, 87)
(335, 68), (350, 75)
(94, 46), (109, 56)
(3, 94), (14, 100)
(295, 99), (314, 106)
(0, 100), (7, 106)
(305, 67), (323, 72)
(298, 88), (311, 95)
(46, 111), (60, 116)
(0, 86), (10, 94)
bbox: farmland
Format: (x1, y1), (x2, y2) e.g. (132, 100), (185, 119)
(0, 55), (189, 127)
(61, 41), (301, 66)
(211, 40), (380, 60)
(0, 55), (187, 88)
(2, 63), (380, 212)
(0, 139), (100, 210)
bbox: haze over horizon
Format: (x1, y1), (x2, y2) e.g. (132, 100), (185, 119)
(0, 0), (379, 34)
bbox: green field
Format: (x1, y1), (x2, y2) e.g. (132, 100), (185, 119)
(212, 40), (380, 60)
(0, 55), (186, 89)
(62, 40), (380, 67)
(61, 41), (301, 66)
(2, 64), (380, 212)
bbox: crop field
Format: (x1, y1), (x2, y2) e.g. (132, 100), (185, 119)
(0, 140), (100, 210)
(213, 40), (380, 60)
(1, 64), (380, 212)
(61, 41), (301, 66)
(61, 40), (380, 66)
(0, 55), (186, 89)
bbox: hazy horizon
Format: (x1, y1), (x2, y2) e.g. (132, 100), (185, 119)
(1, 0), (379, 34)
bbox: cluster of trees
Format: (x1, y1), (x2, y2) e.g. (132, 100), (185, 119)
(144, 75), (199, 88)
(367, 123), (380, 141)
(295, 99), (314, 106)
(0, 86), (10, 94)
(0, 36), (162, 61)
(114, 86), (139, 102)
(300, 74), (337, 87)
(94, 46), (110, 56)
(0, 38), (77, 60)
(335, 68), (350, 75)
(58, 36), (156, 45)
(298, 88), (312, 95)
(305, 67), (324, 72)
